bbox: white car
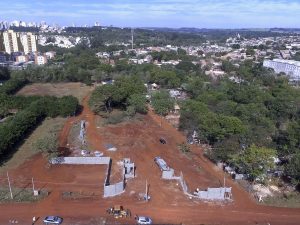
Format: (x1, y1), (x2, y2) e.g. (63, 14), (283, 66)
(43, 216), (63, 224)
(94, 151), (104, 157)
(81, 150), (90, 156)
(136, 216), (152, 225)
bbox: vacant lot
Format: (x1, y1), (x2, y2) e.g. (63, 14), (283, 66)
(1, 97), (300, 225)
(16, 82), (93, 102)
(0, 117), (66, 174)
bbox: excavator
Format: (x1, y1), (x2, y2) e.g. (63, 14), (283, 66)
(106, 205), (131, 219)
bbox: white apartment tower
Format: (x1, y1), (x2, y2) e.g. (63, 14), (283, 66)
(20, 32), (37, 54)
(3, 30), (19, 54)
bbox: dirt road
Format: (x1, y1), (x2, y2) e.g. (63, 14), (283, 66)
(1, 96), (300, 225)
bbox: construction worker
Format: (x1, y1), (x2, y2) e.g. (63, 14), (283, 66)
(32, 216), (36, 225)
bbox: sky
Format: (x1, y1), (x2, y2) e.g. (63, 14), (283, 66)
(1, 0), (300, 28)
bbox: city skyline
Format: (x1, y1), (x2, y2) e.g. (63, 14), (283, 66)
(1, 0), (300, 28)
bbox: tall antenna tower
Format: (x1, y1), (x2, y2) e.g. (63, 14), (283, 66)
(131, 28), (134, 50)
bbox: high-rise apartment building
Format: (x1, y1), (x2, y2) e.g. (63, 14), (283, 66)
(1, 30), (37, 54)
(3, 30), (20, 54)
(0, 32), (5, 52)
(20, 32), (37, 54)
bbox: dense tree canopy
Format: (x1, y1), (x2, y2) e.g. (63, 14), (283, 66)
(89, 76), (147, 114)
(179, 60), (300, 183)
(231, 145), (277, 181)
(151, 90), (174, 116)
(0, 79), (79, 158)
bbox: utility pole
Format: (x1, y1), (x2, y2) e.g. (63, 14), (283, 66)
(32, 177), (35, 193)
(145, 179), (148, 201)
(7, 172), (13, 199)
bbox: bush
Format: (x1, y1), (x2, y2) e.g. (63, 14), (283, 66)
(33, 134), (59, 158)
(178, 142), (191, 153)
(0, 96), (79, 158)
(106, 111), (127, 124)
(0, 78), (27, 95)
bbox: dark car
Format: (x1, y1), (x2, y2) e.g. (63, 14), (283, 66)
(159, 138), (166, 144)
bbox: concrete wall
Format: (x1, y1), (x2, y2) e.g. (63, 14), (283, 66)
(196, 187), (232, 200)
(162, 169), (175, 179)
(50, 156), (126, 197)
(103, 158), (126, 197)
(179, 172), (189, 194)
(104, 181), (125, 197)
(50, 157), (111, 165)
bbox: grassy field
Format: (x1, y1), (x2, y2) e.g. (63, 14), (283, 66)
(0, 188), (47, 203)
(263, 192), (300, 208)
(16, 82), (93, 103)
(0, 117), (67, 174)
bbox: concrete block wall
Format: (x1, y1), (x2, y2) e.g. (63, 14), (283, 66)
(50, 157), (111, 165)
(103, 181), (125, 197)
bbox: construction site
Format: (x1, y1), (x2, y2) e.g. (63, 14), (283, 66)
(1, 95), (300, 225)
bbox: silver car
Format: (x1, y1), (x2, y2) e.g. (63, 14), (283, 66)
(136, 216), (153, 225)
(43, 216), (63, 224)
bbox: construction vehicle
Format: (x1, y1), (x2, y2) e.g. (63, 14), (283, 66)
(106, 205), (131, 219)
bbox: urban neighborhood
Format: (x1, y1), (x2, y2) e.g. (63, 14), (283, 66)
(1, 1), (300, 225)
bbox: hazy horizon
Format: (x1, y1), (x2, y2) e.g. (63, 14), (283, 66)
(1, 0), (300, 28)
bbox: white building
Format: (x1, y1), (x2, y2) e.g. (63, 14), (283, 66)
(20, 32), (37, 54)
(263, 59), (300, 81)
(3, 30), (19, 54)
(16, 55), (28, 63)
(35, 54), (47, 65)
(45, 51), (56, 59)
(2, 30), (37, 54)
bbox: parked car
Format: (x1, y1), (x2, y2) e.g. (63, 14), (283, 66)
(43, 216), (63, 224)
(94, 151), (104, 157)
(81, 150), (90, 156)
(136, 216), (152, 224)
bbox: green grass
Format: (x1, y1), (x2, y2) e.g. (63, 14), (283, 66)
(0, 188), (48, 203)
(263, 192), (300, 208)
(0, 117), (66, 174)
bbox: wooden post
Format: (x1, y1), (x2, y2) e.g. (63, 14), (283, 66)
(7, 172), (13, 199)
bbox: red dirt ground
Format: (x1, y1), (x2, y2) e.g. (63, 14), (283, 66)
(1, 95), (300, 225)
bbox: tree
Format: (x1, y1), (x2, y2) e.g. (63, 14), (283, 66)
(151, 90), (174, 116)
(34, 134), (59, 158)
(150, 69), (180, 88)
(89, 84), (115, 113)
(231, 44), (240, 49)
(221, 60), (236, 73)
(180, 99), (245, 144)
(293, 52), (300, 61)
(127, 94), (148, 114)
(0, 67), (10, 80)
(175, 61), (197, 72)
(177, 48), (187, 55)
(246, 47), (255, 56)
(232, 145), (277, 181)
(89, 76), (146, 114)
(285, 153), (300, 184)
